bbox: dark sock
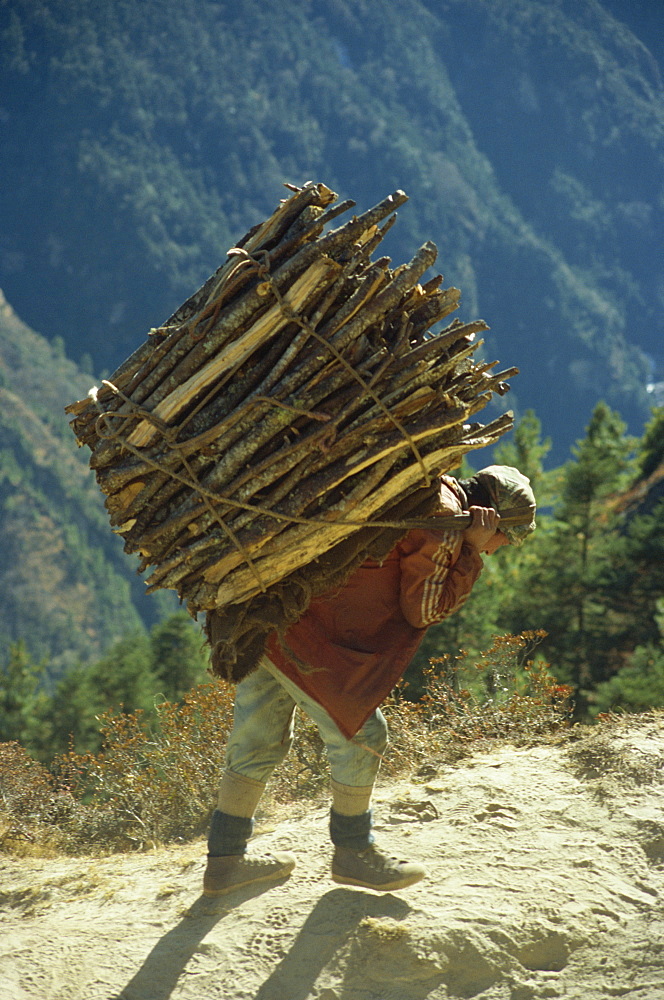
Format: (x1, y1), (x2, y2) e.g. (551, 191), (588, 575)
(329, 808), (374, 851)
(207, 809), (254, 857)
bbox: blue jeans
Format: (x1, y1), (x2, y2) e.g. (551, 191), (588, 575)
(225, 656), (388, 788)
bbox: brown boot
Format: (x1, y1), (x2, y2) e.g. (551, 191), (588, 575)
(331, 845), (426, 891)
(203, 852), (296, 896)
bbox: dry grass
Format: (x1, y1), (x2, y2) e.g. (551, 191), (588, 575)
(381, 631), (574, 773)
(0, 633), (581, 856)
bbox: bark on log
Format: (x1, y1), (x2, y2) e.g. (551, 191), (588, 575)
(67, 183), (519, 636)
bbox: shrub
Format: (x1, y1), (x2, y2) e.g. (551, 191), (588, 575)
(383, 631), (573, 770)
(588, 643), (664, 716)
(0, 742), (76, 852)
(0, 633), (573, 855)
(51, 680), (235, 851)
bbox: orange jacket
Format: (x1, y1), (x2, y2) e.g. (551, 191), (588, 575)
(265, 478), (483, 738)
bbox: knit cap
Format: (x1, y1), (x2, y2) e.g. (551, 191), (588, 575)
(468, 465), (536, 546)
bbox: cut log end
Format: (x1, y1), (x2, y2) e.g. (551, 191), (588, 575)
(67, 182), (519, 632)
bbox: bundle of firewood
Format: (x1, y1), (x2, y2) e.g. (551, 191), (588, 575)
(67, 182), (516, 634)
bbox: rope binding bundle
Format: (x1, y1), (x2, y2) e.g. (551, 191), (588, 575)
(66, 181), (521, 678)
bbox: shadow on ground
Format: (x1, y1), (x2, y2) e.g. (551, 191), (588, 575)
(113, 882), (413, 1000)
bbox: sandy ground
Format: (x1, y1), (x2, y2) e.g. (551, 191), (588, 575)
(1, 717), (663, 1000)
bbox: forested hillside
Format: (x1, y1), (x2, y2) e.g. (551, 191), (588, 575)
(0, 0), (662, 717)
(408, 404), (664, 719)
(1, 0), (662, 457)
(0, 292), (174, 675)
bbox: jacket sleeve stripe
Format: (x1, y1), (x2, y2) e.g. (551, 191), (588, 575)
(420, 531), (456, 625)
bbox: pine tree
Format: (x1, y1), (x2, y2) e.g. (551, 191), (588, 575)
(43, 629), (160, 757)
(493, 409), (552, 500)
(0, 641), (48, 747)
(149, 612), (210, 703)
(500, 403), (636, 704)
(40, 616), (212, 757)
(46, 662), (101, 757)
(638, 407), (664, 479)
(591, 640), (664, 714)
(86, 629), (159, 716)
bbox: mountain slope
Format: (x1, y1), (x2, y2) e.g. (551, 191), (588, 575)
(0, 291), (172, 675)
(0, 0), (661, 461)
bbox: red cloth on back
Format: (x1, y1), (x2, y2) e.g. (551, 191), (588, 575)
(265, 478), (483, 738)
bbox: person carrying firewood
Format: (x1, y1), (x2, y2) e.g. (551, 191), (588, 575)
(203, 464), (536, 896)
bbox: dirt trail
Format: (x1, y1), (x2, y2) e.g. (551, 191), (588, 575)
(1, 718), (663, 1000)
